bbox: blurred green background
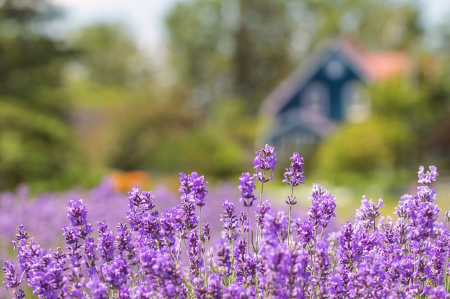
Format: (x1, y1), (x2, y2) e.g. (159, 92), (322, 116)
(1, 0), (450, 214)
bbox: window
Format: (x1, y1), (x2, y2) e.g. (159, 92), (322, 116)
(325, 59), (345, 80)
(342, 81), (371, 123)
(301, 82), (330, 116)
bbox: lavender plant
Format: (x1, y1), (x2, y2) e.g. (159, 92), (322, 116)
(2, 145), (450, 298)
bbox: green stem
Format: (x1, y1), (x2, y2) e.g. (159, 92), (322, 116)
(231, 238), (235, 267)
(199, 207), (207, 283)
(176, 239), (182, 264)
(288, 186), (294, 247)
(256, 177), (265, 253)
(247, 206), (250, 253)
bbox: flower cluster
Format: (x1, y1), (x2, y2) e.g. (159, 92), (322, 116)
(283, 152), (305, 187)
(253, 144), (277, 183)
(2, 150), (449, 298)
(180, 172), (208, 207)
(238, 172), (257, 207)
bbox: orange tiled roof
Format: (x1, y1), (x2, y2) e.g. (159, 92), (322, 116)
(110, 171), (150, 192)
(340, 38), (412, 81)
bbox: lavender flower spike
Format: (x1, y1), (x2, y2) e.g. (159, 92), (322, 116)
(283, 152), (305, 187)
(356, 196), (384, 222)
(238, 172), (257, 207)
(179, 172), (208, 207)
(253, 144), (277, 183)
(418, 165), (439, 185)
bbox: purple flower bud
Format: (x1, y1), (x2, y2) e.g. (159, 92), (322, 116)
(220, 199), (238, 242)
(263, 212), (288, 244)
(179, 172), (208, 207)
(234, 239), (257, 286)
(295, 219), (314, 247)
(188, 230), (203, 277)
(239, 212), (250, 235)
(283, 152), (305, 187)
(97, 221), (115, 262)
(207, 275), (223, 298)
(2, 261), (21, 289)
(418, 165), (438, 185)
(86, 275), (108, 299)
(253, 144), (277, 183)
(238, 172), (257, 207)
(180, 194), (199, 238)
(67, 199), (89, 227)
(356, 196), (384, 222)
(307, 184), (336, 229)
(102, 255), (130, 289)
(201, 223), (210, 244)
(215, 239), (232, 279)
(127, 187), (155, 210)
(255, 200), (271, 229)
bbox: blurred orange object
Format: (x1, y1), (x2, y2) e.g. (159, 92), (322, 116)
(110, 171), (151, 192)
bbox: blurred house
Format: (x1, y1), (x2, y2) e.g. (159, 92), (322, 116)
(260, 37), (411, 156)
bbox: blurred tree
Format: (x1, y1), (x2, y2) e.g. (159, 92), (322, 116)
(106, 87), (247, 179)
(68, 23), (151, 88)
(314, 70), (450, 185)
(63, 23), (158, 176)
(0, 0), (84, 190)
(165, 0), (422, 114)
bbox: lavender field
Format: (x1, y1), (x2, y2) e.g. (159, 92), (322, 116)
(1, 146), (449, 298)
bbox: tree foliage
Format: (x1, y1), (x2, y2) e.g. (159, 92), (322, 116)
(165, 0), (422, 113)
(0, 0), (83, 190)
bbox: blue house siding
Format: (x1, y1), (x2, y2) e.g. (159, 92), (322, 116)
(277, 51), (362, 122)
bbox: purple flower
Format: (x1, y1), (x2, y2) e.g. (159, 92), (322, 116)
(417, 165), (438, 185)
(238, 172), (257, 207)
(215, 239), (232, 279)
(86, 275), (108, 299)
(295, 219), (314, 247)
(97, 221), (115, 262)
(159, 208), (180, 248)
(115, 223), (134, 257)
(220, 199), (238, 242)
(201, 223), (210, 244)
(307, 184), (337, 229)
(66, 199), (93, 239)
(83, 237), (97, 276)
(142, 249), (186, 297)
(239, 212), (250, 235)
(5, 158), (450, 299)
(283, 152), (305, 187)
(314, 241), (331, 297)
(127, 186), (155, 211)
(102, 255), (130, 289)
(263, 243), (290, 295)
(179, 172), (208, 207)
(179, 194), (199, 238)
(338, 221), (357, 271)
(193, 277), (207, 298)
(67, 199), (89, 227)
(356, 196), (384, 223)
(207, 275), (223, 298)
(417, 185), (437, 202)
(348, 251), (389, 299)
(263, 211), (288, 245)
(2, 261), (21, 289)
(429, 286), (450, 299)
(234, 239), (257, 287)
(223, 283), (255, 299)
(255, 200), (271, 229)
(253, 144), (277, 183)
(188, 230), (203, 277)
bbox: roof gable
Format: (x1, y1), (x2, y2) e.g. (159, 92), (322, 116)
(260, 37), (411, 117)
